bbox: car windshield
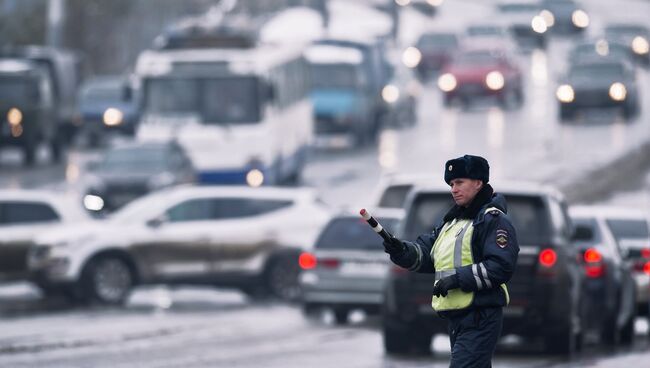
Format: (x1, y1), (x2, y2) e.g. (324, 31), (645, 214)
(606, 26), (647, 37)
(81, 82), (124, 103)
(316, 216), (400, 250)
(606, 219), (649, 242)
(570, 63), (624, 80)
(310, 64), (362, 89)
(417, 34), (458, 50)
(498, 4), (540, 13)
(144, 76), (261, 124)
(110, 192), (168, 224)
(467, 26), (505, 37)
(572, 44), (629, 60)
(0, 77), (38, 104)
(378, 184), (414, 209)
(454, 51), (502, 66)
(99, 146), (170, 173)
(403, 193), (552, 244)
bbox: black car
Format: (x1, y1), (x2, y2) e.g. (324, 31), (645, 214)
(382, 182), (586, 355)
(0, 59), (59, 165)
(605, 24), (650, 66)
(414, 32), (460, 79)
(540, 0), (589, 34)
(84, 141), (196, 214)
(556, 59), (639, 120)
(570, 207), (637, 346)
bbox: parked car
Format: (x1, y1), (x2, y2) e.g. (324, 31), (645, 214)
(605, 23), (650, 66)
(540, 0), (589, 34)
(300, 209), (404, 324)
(83, 141), (196, 214)
(0, 59), (59, 165)
(437, 46), (524, 109)
(579, 206), (650, 318)
(77, 75), (139, 147)
(381, 60), (419, 128)
(413, 32), (460, 79)
(569, 206), (637, 345)
(556, 58), (639, 120)
(29, 186), (331, 304)
(0, 190), (88, 289)
(382, 181), (586, 356)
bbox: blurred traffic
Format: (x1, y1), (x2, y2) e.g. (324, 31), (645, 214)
(1, 0), (650, 366)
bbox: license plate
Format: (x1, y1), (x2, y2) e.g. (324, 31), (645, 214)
(339, 262), (388, 277)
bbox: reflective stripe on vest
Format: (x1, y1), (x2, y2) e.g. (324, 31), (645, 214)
(430, 207), (510, 311)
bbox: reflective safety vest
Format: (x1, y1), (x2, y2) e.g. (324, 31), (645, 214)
(431, 207), (509, 311)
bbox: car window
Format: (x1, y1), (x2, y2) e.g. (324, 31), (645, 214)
(378, 184), (414, 209)
(0, 201), (60, 225)
(504, 195), (553, 244)
(606, 219), (649, 241)
(571, 217), (603, 247)
(316, 216), (399, 250)
(402, 193), (454, 239)
(214, 198), (292, 219)
(166, 199), (212, 222)
(548, 198), (569, 238)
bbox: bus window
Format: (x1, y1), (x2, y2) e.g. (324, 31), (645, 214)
(202, 77), (260, 124)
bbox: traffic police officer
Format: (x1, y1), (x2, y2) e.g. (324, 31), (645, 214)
(383, 155), (519, 368)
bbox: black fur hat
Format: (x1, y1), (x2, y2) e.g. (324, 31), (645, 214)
(444, 155), (490, 184)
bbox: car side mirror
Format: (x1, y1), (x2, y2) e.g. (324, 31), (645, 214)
(571, 225), (593, 241)
(147, 215), (168, 229)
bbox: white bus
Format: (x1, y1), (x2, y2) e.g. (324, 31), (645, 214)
(134, 34), (313, 186)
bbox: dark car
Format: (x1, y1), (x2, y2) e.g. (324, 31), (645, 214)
(0, 59), (59, 165)
(300, 209), (403, 324)
(77, 76), (139, 147)
(382, 182), (586, 356)
(556, 59), (639, 120)
(605, 24), (650, 66)
(496, 2), (549, 51)
(570, 206), (637, 346)
(83, 141), (196, 214)
(540, 0), (589, 34)
(381, 61), (419, 128)
(437, 47), (524, 109)
(414, 32), (460, 79)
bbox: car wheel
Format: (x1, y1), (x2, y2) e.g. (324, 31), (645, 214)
(82, 255), (134, 305)
(265, 252), (302, 302)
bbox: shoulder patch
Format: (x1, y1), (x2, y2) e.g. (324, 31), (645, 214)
(496, 229), (508, 248)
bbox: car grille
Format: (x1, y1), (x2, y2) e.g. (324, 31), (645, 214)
(315, 115), (351, 134)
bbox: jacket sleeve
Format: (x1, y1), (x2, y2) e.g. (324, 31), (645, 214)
(389, 232), (437, 273)
(456, 214), (519, 292)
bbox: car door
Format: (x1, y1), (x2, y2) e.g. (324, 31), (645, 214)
(0, 200), (60, 281)
(209, 197), (293, 274)
(130, 198), (216, 283)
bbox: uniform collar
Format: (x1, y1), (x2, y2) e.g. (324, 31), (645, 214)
(443, 184), (494, 222)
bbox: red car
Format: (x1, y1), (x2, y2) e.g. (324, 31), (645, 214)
(437, 46), (524, 109)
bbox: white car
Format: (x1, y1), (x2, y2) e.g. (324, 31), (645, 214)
(0, 190), (88, 286)
(570, 205), (650, 318)
(371, 173), (436, 209)
(29, 185), (331, 305)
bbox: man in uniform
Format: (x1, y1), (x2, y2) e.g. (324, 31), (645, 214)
(383, 154), (519, 367)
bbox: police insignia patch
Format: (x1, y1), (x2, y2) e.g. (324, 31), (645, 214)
(496, 229), (508, 248)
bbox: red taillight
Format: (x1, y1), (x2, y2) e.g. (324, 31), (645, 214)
(584, 248), (602, 263)
(539, 249), (557, 268)
(644, 261), (650, 275)
(299, 252), (317, 270)
(642, 248), (650, 259)
(583, 248), (604, 278)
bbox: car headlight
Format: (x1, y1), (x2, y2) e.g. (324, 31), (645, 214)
(103, 107), (124, 126)
(609, 82), (627, 101)
(246, 169), (264, 187)
(84, 194), (105, 211)
(485, 71), (505, 91)
(571, 10), (589, 28)
(382, 84), (400, 103)
(7, 107), (23, 126)
(437, 73), (457, 92)
(540, 10), (555, 28)
(556, 84), (575, 103)
(402, 47), (422, 68)
(632, 36), (650, 55)
(531, 15), (548, 34)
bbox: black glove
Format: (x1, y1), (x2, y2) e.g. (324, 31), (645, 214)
(382, 236), (406, 256)
(432, 274), (460, 297)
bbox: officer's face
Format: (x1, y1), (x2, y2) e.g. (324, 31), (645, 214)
(450, 178), (483, 207)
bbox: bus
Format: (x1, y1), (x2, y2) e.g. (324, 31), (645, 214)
(134, 31), (313, 186)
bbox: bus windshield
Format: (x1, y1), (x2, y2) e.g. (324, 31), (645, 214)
(144, 76), (261, 124)
(309, 64), (363, 89)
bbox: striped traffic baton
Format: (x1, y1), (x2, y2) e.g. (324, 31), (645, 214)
(359, 208), (394, 242)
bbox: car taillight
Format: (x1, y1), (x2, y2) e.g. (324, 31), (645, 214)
(583, 247), (604, 278)
(319, 258), (341, 269)
(539, 249), (557, 268)
(299, 252), (317, 270)
(644, 261), (650, 275)
(642, 248), (650, 259)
